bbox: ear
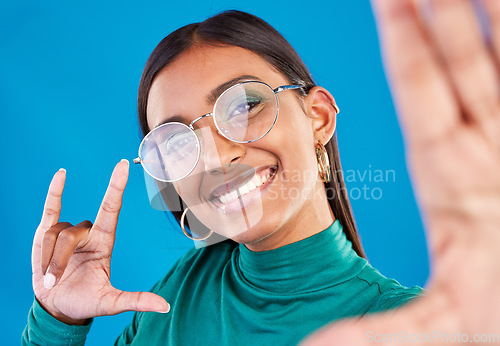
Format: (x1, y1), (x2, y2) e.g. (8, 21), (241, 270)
(303, 86), (339, 145)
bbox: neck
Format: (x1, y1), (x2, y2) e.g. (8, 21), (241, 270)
(235, 217), (366, 294)
(244, 180), (335, 252)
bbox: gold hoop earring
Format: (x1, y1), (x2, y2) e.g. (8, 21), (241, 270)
(180, 207), (213, 241)
(332, 103), (340, 115)
(315, 141), (331, 183)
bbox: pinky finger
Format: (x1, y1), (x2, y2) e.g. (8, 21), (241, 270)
(39, 169), (66, 231)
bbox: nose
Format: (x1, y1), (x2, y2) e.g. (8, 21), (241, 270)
(196, 123), (245, 174)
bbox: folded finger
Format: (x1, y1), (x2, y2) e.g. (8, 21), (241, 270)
(371, 0), (459, 148)
(41, 222), (72, 275)
(44, 221), (92, 289)
(430, 0), (498, 127)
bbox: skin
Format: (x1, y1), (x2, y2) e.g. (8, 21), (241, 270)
(31, 44), (340, 323)
(32, 162), (170, 325)
(30, 0), (500, 341)
(146, 44), (338, 251)
(303, 0), (500, 344)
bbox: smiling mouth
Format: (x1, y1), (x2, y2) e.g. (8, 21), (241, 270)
(208, 166), (277, 213)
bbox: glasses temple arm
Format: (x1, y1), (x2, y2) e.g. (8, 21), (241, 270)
(274, 84), (340, 115)
(273, 84), (304, 94)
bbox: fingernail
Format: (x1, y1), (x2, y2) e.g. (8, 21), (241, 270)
(44, 273), (56, 289)
(158, 303), (170, 314)
(58, 168), (66, 173)
(120, 159), (129, 166)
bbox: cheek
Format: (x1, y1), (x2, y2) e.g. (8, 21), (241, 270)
(273, 107), (317, 173)
(274, 116), (319, 199)
(173, 178), (201, 206)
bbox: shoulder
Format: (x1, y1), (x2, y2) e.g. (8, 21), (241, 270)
(356, 264), (425, 314)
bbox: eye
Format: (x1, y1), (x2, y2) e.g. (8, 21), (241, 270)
(163, 132), (197, 160)
(226, 95), (265, 122)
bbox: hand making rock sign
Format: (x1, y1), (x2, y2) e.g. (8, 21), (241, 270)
(31, 160), (170, 326)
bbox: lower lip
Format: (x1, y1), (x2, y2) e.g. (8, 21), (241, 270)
(211, 168), (277, 214)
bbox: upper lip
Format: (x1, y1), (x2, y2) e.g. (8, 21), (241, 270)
(207, 165), (276, 202)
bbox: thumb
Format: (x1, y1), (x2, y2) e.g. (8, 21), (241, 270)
(107, 289), (170, 314)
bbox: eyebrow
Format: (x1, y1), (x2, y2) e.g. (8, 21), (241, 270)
(153, 74), (262, 129)
(206, 74), (261, 104)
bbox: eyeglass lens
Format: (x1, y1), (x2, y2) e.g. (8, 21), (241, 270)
(140, 122), (200, 182)
(214, 82), (277, 142)
(140, 82), (278, 182)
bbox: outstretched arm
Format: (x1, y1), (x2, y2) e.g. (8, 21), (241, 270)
(303, 0), (500, 344)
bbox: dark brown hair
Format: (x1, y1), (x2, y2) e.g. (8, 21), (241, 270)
(137, 10), (366, 258)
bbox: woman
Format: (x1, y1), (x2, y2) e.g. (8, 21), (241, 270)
(23, 9), (423, 344)
(23, 1), (500, 345)
(22, 11), (420, 345)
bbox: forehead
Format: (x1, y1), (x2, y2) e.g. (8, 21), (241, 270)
(146, 45), (287, 130)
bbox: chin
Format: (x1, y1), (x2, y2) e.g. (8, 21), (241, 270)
(217, 212), (286, 248)
(226, 228), (273, 246)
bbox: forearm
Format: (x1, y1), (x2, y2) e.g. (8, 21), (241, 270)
(22, 298), (93, 346)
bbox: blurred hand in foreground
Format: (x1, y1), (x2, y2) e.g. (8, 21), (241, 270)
(304, 0), (500, 344)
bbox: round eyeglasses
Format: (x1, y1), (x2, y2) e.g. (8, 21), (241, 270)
(133, 80), (339, 182)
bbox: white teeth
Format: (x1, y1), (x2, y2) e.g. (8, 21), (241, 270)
(254, 174), (263, 187)
(215, 169), (275, 205)
(246, 180), (257, 192)
(238, 185), (249, 195)
(229, 190), (239, 201)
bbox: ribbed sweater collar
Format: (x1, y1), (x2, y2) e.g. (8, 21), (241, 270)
(235, 219), (366, 294)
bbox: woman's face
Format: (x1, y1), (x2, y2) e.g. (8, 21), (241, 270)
(147, 45), (335, 250)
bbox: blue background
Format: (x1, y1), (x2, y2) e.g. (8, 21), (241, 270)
(0, 1), (429, 344)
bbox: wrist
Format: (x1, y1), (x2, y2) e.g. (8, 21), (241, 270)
(36, 298), (90, 326)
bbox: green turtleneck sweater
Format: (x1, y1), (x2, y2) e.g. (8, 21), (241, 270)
(22, 220), (424, 345)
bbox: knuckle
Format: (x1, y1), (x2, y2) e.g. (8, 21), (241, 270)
(109, 181), (124, 193)
(114, 290), (125, 308)
(446, 46), (481, 71)
(55, 222), (73, 229)
(77, 220), (93, 228)
(383, 0), (414, 22)
(47, 188), (63, 199)
(44, 207), (59, 217)
(394, 50), (434, 85)
(58, 229), (77, 243)
(82, 219), (93, 226)
(134, 292), (142, 311)
(101, 200), (120, 214)
(44, 222), (72, 238)
(42, 230), (58, 243)
(441, 31), (484, 71)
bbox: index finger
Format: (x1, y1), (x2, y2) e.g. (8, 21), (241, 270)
(39, 168), (67, 230)
(92, 159), (129, 235)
